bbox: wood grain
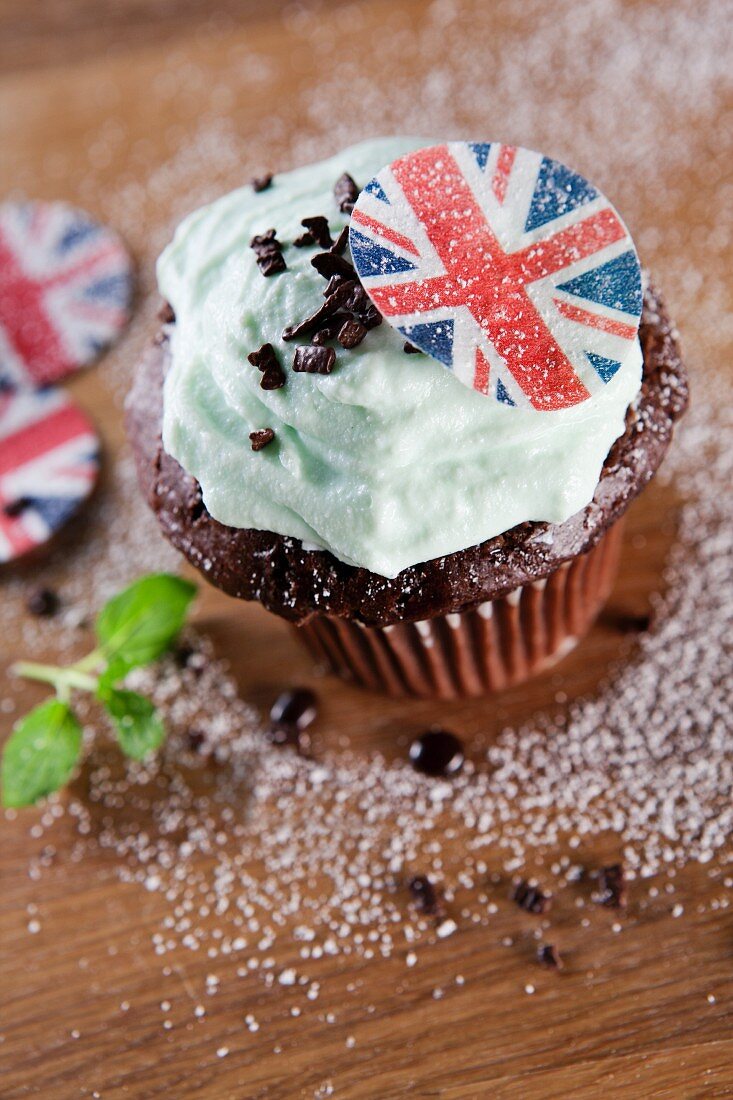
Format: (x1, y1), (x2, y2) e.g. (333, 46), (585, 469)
(1, 2), (732, 1097)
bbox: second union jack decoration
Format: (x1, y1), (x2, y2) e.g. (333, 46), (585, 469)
(349, 142), (642, 411)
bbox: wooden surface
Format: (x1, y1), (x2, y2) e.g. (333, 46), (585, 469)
(1, 2), (732, 1097)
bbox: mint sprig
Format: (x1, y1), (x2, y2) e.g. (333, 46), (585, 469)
(1, 573), (196, 808)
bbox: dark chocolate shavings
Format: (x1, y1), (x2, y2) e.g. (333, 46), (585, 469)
(595, 864), (628, 908)
(282, 280), (356, 341)
(403, 341), (421, 354)
(311, 251), (356, 282)
(257, 252), (286, 277)
(293, 232), (315, 248)
(330, 226), (349, 255)
(247, 343), (286, 390)
(510, 879), (553, 914)
(301, 216), (333, 249)
(293, 345), (336, 375)
(251, 174), (273, 193)
(250, 428), (275, 451)
(334, 172), (359, 214)
(338, 319), (367, 349)
(312, 325), (340, 346)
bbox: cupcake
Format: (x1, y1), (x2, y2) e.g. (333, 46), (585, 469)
(127, 138), (688, 698)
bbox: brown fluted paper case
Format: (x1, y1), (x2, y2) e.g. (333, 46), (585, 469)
(293, 520), (624, 699)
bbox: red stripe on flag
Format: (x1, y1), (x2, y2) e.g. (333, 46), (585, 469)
(492, 145), (516, 204)
(473, 347), (491, 394)
(350, 210), (420, 256)
(391, 145), (591, 410)
(0, 234), (70, 382)
(0, 403), (91, 478)
(553, 298), (638, 340)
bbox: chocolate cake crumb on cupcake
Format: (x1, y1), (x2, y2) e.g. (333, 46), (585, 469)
(127, 138), (688, 698)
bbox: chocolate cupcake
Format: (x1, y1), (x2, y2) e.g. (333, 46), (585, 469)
(127, 138), (688, 698)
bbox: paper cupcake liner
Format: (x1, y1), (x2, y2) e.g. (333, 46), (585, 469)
(292, 519), (624, 699)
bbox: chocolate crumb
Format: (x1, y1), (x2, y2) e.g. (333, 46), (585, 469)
(3, 496), (31, 518)
(511, 879), (553, 914)
(334, 172), (359, 214)
(595, 863), (627, 908)
(301, 216), (333, 249)
(323, 275), (344, 298)
(408, 875), (441, 915)
(403, 341), (421, 354)
(293, 345), (336, 375)
(256, 252), (286, 277)
(537, 943), (563, 969)
(250, 229), (286, 277)
(282, 280), (356, 342)
(158, 301), (175, 324)
(338, 319), (367, 349)
(293, 232), (314, 248)
(187, 729), (206, 752)
(251, 173), (273, 193)
(330, 226), (349, 255)
(247, 343), (286, 390)
(249, 428), (275, 451)
(312, 325), (339, 346)
(311, 251), (356, 282)
(27, 587), (60, 617)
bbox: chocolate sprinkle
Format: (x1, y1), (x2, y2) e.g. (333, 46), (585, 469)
(300, 216), (333, 249)
(334, 172), (359, 214)
(282, 279), (356, 342)
(257, 251), (286, 277)
(510, 879), (553, 914)
(293, 232), (314, 248)
(27, 587), (60, 617)
(250, 228), (286, 277)
(403, 341), (421, 354)
(595, 863), (628, 908)
(251, 173), (273, 193)
(537, 943), (563, 969)
(311, 251), (356, 282)
(293, 345), (336, 375)
(337, 319), (367, 349)
(408, 875), (441, 916)
(312, 325), (339, 346)
(247, 343), (286, 390)
(249, 428), (275, 451)
(323, 275), (344, 298)
(330, 226), (349, 255)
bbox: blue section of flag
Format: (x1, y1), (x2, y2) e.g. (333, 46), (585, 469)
(398, 320), (454, 367)
(83, 273), (129, 304)
(349, 230), (417, 276)
(586, 351), (621, 383)
(525, 157), (598, 233)
(29, 495), (80, 528)
(57, 219), (97, 253)
(469, 142), (492, 171)
(558, 250), (642, 316)
(364, 178), (390, 203)
(496, 379), (516, 406)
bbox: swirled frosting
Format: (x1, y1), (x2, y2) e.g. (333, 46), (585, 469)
(158, 137), (642, 578)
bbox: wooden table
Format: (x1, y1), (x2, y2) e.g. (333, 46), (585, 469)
(1, 2), (732, 1096)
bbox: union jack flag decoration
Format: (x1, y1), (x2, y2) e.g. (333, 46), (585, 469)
(0, 384), (99, 563)
(0, 201), (133, 388)
(349, 143), (642, 410)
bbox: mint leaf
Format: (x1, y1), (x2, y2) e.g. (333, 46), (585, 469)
(95, 573), (196, 683)
(102, 688), (165, 760)
(1, 701), (82, 808)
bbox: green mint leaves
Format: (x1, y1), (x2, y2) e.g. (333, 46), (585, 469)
(2, 701), (82, 809)
(2, 573), (196, 808)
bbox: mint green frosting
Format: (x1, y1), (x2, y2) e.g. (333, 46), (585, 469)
(158, 137), (642, 579)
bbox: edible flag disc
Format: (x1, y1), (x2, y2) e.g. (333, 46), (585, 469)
(349, 142), (643, 411)
(0, 384), (100, 563)
(0, 201), (133, 388)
